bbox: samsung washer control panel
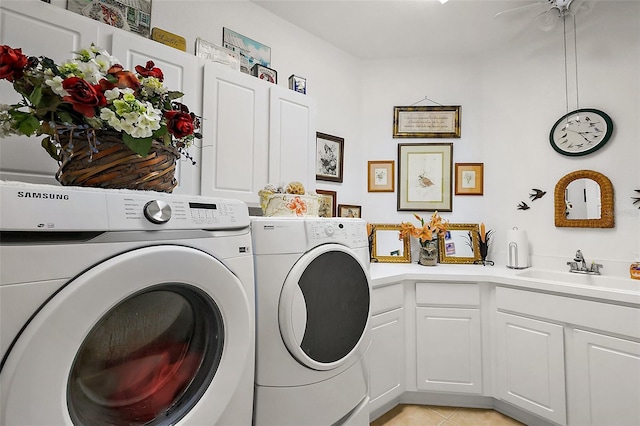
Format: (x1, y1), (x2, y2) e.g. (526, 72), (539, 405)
(0, 181), (249, 231)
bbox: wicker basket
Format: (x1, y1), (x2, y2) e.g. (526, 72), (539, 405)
(54, 127), (180, 193)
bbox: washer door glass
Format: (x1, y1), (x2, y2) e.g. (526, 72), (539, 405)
(279, 244), (370, 370)
(68, 285), (223, 426)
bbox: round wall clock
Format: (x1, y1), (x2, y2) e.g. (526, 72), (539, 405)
(549, 108), (613, 156)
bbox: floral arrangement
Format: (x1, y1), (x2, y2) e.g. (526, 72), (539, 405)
(399, 212), (449, 247)
(0, 44), (201, 160)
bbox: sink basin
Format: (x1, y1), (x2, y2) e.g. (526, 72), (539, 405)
(515, 269), (639, 291)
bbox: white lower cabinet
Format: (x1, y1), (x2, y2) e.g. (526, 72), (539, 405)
(569, 329), (640, 426)
(369, 284), (405, 414)
(414, 282), (483, 394)
(495, 312), (567, 425)
(416, 307), (482, 394)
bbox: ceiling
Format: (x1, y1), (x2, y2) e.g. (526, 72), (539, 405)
(250, 0), (603, 60)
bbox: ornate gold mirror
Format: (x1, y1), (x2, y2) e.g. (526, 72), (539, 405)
(371, 224), (411, 263)
(554, 170), (614, 228)
(438, 223), (481, 264)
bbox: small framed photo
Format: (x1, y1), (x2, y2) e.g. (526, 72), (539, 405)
(316, 132), (344, 183)
(288, 74), (306, 94)
(316, 189), (337, 217)
(251, 64), (277, 84)
(368, 160), (395, 192)
(337, 204), (362, 218)
(455, 163), (484, 195)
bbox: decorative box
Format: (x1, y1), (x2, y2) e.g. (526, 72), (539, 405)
(251, 64), (277, 84)
(288, 74), (306, 94)
(258, 192), (320, 217)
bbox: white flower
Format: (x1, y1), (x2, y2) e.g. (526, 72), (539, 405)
(45, 76), (69, 97)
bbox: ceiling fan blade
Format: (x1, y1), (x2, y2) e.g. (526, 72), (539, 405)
(494, 1), (545, 19)
(533, 8), (562, 31)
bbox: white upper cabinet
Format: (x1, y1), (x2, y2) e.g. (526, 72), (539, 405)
(0, 2), (100, 183)
(200, 62), (316, 205)
(110, 32), (202, 195)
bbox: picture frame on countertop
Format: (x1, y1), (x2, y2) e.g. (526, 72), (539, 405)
(251, 63), (277, 84)
(393, 105), (461, 138)
(455, 163), (484, 196)
(222, 27), (271, 74)
(397, 143), (453, 212)
(316, 132), (344, 183)
(67, 0), (152, 38)
(337, 204), (362, 218)
(368, 160), (395, 192)
(195, 37), (240, 71)
(316, 189), (337, 218)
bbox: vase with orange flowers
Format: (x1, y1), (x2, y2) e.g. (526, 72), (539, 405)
(399, 212), (449, 266)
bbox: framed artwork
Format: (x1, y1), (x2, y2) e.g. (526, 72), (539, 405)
(251, 64), (277, 84)
(393, 106), (461, 138)
(368, 160), (395, 192)
(455, 163), (484, 195)
(338, 204), (362, 218)
(316, 132), (344, 183)
(67, 0), (152, 37)
(195, 38), (240, 71)
(222, 27), (271, 74)
(316, 190), (337, 217)
(397, 143), (453, 212)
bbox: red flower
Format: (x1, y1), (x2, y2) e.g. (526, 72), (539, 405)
(102, 64), (140, 90)
(62, 77), (107, 118)
(0, 45), (29, 82)
(164, 110), (194, 139)
(135, 60), (164, 81)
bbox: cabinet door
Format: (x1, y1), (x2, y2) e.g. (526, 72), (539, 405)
(570, 329), (640, 426)
(200, 62), (269, 204)
(496, 312), (566, 425)
(369, 308), (405, 412)
(416, 307), (482, 394)
(268, 86), (317, 192)
(0, 2), (100, 183)
(111, 32), (202, 195)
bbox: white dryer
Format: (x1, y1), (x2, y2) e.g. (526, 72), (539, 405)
(251, 217), (372, 426)
(0, 181), (255, 426)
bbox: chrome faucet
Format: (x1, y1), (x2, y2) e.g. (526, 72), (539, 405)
(567, 250), (603, 275)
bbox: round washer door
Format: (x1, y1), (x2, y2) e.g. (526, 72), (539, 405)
(279, 244), (370, 371)
(0, 245), (252, 426)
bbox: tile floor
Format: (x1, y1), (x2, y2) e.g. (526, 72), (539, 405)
(370, 404), (525, 426)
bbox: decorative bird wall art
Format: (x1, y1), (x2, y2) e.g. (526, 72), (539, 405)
(633, 190), (640, 209)
(529, 188), (547, 201)
(517, 201), (530, 211)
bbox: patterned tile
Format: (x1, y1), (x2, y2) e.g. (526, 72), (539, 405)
(371, 405), (524, 426)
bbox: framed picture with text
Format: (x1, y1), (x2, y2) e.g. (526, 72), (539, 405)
(397, 143), (453, 212)
(393, 106), (461, 138)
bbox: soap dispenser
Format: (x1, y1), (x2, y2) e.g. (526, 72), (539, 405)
(506, 227), (530, 269)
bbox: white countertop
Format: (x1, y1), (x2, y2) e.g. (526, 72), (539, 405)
(370, 263), (640, 305)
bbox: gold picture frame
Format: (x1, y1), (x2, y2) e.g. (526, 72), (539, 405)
(455, 163), (484, 195)
(371, 224), (411, 263)
(368, 160), (395, 192)
(397, 143), (453, 212)
(393, 106), (461, 138)
(438, 223), (481, 264)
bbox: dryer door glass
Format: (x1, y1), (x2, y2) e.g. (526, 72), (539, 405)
(296, 250), (370, 364)
(67, 285), (224, 426)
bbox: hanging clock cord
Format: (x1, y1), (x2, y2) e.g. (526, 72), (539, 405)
(563, 11), (580, 123)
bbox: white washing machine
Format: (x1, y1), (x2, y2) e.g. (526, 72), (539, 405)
(0, 181), (255, 426)
(251, 217), (372, 426)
